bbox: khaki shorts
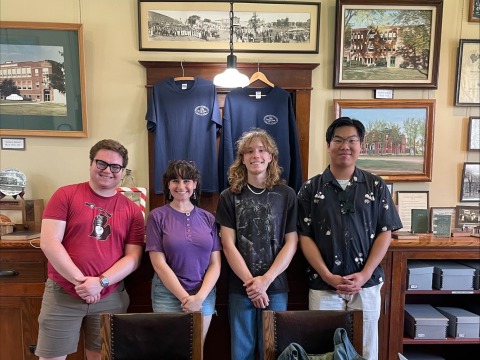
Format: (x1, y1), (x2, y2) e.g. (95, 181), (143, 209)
(35, 278), (129, 358)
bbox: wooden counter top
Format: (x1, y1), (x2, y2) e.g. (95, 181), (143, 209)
(0, 238), (41, 249)
(390, 235), (479, 249)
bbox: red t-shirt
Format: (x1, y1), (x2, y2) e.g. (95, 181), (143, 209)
(43, 182), (145, 298)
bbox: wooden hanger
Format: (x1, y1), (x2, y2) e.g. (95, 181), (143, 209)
(248, 64), (274, 87)
(248, 71), (274, 87)
(174, 61), (194, 81)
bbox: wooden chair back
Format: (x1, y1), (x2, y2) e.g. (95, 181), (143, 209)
(100, 312), (203, 360)
(263, 309), (363, 360)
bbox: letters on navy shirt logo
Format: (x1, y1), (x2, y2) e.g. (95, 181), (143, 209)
(263, 115), (278, 125)
(195, 105), (209, 116)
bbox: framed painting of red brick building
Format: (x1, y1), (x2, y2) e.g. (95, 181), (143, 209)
(334, 99), (435, 182)
(0, 22), (87, 137)
(333, 0), (443, 89)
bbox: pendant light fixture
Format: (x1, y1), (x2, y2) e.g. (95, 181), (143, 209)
(213, 2), (249, 88)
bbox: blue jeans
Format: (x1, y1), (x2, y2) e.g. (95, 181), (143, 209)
(228, 291), (288, 360)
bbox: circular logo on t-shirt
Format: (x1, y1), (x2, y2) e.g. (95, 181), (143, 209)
(195, 106), (209, 116)
(263, 115), (278, 125)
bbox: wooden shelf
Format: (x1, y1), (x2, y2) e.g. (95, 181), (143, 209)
(406, 290), (480, 295)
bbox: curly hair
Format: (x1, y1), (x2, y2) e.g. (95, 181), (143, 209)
(228, 128), (285, 194)
(89, 139), (129, 167)
(162, 160), (201, 205)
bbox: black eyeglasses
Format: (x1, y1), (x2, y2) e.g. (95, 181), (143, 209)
(94, 159), (124, 173)
(338, 190), (355, 213)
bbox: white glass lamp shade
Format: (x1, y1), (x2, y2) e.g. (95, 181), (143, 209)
(213, 54), (249, 88)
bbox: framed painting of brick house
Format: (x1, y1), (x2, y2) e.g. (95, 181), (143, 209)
(0, 22), (87, 137)
(333, 0), (443, 89)
(334, 99), (435, 182)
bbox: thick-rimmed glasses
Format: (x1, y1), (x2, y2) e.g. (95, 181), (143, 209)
(94, 159), (124, 173)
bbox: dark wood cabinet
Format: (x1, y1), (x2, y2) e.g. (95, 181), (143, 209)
(0, 242), (85, 360)
(387, 237), (480, 360)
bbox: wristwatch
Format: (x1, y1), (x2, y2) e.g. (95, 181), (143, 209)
(99, 275), (110, 288)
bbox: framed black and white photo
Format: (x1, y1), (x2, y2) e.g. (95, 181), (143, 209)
(469, 0), (480, 22)
(468, 117), (480, 151)
(138, 1), (320, 53)
(455, 39), (480, 106)
(460, 162), (480, 202)
(455, 205), (480, 228)
(0, 22), (87, 137)
(333, 0), (443, 89)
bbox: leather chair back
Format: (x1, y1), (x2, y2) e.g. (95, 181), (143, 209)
(100, 312), (203, 360)
(263, 310), (363, 360)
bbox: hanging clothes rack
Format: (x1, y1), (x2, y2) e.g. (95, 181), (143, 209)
(174, 61), (195, 81)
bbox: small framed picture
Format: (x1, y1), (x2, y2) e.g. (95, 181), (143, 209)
(116, 187), (147, 219)
(396, 191), (429, 232)
(468, 117), (480, 151)
(460, 162), (480, 202)
(455, 205), (480, 228)
(430, 207), (456, 233)
(469, 0), (480, 22)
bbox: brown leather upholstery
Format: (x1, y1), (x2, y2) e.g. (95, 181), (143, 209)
(100, 312), (203, 360)
(263, 310), (363, 360)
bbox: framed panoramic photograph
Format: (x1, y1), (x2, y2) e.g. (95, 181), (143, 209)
(468, 117), (480, 151)
(138, 0), (320, 53)
(0, 22), (87, 137)
(455, 39), (480, 106)
(334, 99), (435, 182)
(396, 191), (429, 232)
(333, 0), (443, 89)
(469, 0), (480, 22)
(455, 205), (480, 228)
(430, 207), (456, 233)
(460, 162), (480, 202)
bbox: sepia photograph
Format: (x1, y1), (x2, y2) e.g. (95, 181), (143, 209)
(138, 1), (320, 53)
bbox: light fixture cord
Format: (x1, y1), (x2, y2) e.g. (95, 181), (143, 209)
(229, 2), (234, 56)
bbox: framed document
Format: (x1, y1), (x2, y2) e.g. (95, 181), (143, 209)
(396, 191), (429, 232)
(432, 214), (452, 238)
(455, 39), (480, 106)
(430, 207), (456, 232)
(468, 117), (480, 151)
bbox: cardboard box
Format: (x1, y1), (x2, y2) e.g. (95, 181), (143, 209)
(431, 261), (475, 290)
(407, 261), (434, 290)
(404, 304), (448, 339)
(457, 260), (480, 290)
(436, 307), (480, 338)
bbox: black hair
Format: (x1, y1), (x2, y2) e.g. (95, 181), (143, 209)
(325, 117), (366, 143)
(162, 160), (201, 205)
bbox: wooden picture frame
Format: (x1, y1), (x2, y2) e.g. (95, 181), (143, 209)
(116, 187), (147, 219)
(333, 0), (443, 89)
(0, 22), (87, 137)
(138, 0), (320, 53)
(396, 191), (429, 232)
(334, 99), (435, 182)
(429, 207), (456, 233)
(468, 117), (480, 151)
(455, 39), (480, 106)
(455, 205), (480, 228)
(469, 0), (480, 22)
(460, 162), (480, 202)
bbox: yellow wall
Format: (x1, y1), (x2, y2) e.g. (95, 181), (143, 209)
(0, 0), (479, 212)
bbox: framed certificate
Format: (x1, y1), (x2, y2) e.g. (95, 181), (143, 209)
(396, 191), (429, 232)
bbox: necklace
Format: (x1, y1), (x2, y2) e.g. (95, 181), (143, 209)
(246, 184), (266, 195)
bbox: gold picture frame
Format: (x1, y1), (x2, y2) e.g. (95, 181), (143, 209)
(334, 99), (435, 182)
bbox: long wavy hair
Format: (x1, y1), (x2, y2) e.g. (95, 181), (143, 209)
(228, 128), (285, 194)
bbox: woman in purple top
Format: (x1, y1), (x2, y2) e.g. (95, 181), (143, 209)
(146, 160), (222, 344)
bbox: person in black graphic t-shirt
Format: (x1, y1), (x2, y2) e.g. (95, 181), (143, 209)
(216, 128), (298, 360)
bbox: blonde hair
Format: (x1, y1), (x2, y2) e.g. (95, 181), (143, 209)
(228, 128), (285, 193)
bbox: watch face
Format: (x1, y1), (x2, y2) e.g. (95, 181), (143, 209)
(100, 276), (109, 287)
